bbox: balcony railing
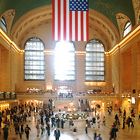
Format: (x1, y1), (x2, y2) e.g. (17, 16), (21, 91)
(16, 91), (119, 101)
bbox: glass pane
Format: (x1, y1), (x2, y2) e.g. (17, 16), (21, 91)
(123, 21), (132, 37)
(0, 17), (7, 32)
(85, 39), (105, 81)
(24, 37), (45, 80)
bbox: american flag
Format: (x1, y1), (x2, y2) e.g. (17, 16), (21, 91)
(52, 0), (89, 41)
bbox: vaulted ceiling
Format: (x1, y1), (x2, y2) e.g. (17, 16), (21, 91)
(0, 0), (135, 27)
(0, 0), (136, 51)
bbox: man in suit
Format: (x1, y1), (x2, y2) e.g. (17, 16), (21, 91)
(54, 128), (61, 140)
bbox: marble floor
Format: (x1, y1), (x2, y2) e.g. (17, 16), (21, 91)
(0, 113), (140, 140)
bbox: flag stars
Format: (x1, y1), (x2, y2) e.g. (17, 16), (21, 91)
(69, 0), (88, 11)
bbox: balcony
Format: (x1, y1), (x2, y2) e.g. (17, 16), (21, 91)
(0, 92), (16, 101)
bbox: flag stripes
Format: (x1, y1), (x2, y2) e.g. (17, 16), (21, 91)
(52, 0), (89, 41)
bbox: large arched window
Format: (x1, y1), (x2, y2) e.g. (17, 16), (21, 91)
(54, 41), (75, 81)
(85, 39), (105, 81)
(123, 21), (132, 37)
(24, 37), (45, 80)
(0, 16), (7, 32)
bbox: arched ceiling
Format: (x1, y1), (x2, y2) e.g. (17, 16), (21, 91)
(0, 0), (135, 51)
(10, 6), (119, 51)
(0, 0), (135, 28)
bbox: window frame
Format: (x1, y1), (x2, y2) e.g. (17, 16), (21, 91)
(85, 39), (105, 82)
(123, 21), (132, 37)
(24, 37), (45, 81)
(0, 16), (7, 32)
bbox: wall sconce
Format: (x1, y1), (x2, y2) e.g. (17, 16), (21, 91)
(127, 94), (130, 98)
(121, 94), (125, 98)
(131, 97), (136, 104)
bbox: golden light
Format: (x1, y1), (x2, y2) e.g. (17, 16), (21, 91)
(0, 103), (9, 110)
(91, 101), (95, 104)
(131, 97), (135, 104)
(127, 94), (130, 98)
(69, 102), (74, 106)
(44, 50), (53, 55)
(0, 28), (24, 53)
(121, 94), (125, 98)
(75, 51), (86, 55)
(85, 82), (106, 86)
(108, 25), (140, 55)
(102, 102), (105, 107)
(91, 105), (93, 109)
(46, 85), (52, 90)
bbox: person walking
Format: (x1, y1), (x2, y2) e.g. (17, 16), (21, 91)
(3, 124), (9, 140)
(51, 116), (56, 128)
(96, 134), (102, 140)
(19, 123), (24, 139)
(122, 118), (125, 129)
(85, 124), (88, 134)
(92, 117), (96, 128)
(36, 122), (40, 137)
(56, 117), (60, 128)
(93, 131), (97, 140)
(0, 114), (2, 134)
(109, 124), (118, 140)
(41, 124), (45, 135)
(102, 116), (106, 126)
(54, 128), (61, 140)
(60, 118), (65, 129)
(25, 125), (31, 140)
(126, 116), (132, 128)
(46, 123), (50, 136)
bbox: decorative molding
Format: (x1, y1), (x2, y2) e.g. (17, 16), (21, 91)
(11, 5), (52, 44)
(89, 10), (120, 50)
(0, 28), (23, 53)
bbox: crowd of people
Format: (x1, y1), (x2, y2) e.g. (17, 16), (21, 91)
(0, 103), (36, 140)
(0, 100), (139, 140)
